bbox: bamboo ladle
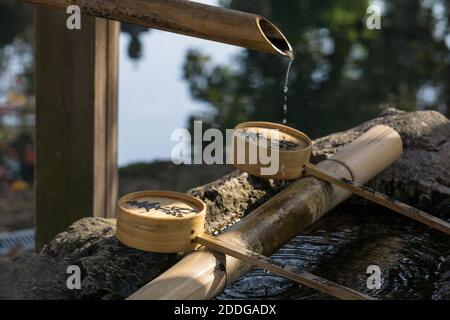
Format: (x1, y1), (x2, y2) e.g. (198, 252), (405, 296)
(116, 190), (374, 300)
(231, 122), (450, 236)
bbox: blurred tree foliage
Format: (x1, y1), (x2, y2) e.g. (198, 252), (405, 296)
(121, 23), (150, 60)
(183, 0), (450, 138)
(0, 2), (152, 99)
(0, 1), (34, 96)
(0, 1), (32, 48)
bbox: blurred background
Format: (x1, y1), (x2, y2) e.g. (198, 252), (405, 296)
(0, 0), (449, 255)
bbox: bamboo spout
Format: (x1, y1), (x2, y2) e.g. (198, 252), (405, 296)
(26, 0), (293, 56)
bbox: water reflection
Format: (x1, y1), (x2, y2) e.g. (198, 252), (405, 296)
(218, 204), (450, 300)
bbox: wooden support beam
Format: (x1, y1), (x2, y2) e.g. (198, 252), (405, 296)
(35, 7), (119, 249)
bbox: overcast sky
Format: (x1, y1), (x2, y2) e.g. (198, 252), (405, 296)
(118, 0), (240, 166)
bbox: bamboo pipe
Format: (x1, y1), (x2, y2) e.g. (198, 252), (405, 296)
(304, 163), (450, 236)
(26, 0), (293, 57)
(128, 125), (402, 300)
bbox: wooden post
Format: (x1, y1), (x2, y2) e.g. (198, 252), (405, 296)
(35, 7), (119, 249)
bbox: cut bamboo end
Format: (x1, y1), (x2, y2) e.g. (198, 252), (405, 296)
(330, 125), (403, 183)
(116, 190), (206, 253)
(255, 16), (293, 56)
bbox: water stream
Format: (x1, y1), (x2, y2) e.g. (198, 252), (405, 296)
(282, 54), (294, 125)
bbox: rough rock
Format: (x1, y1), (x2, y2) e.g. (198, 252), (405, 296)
(0, 109), (449, 299)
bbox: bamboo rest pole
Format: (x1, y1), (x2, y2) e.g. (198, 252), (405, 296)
(304, 163), (450, 236)
(128, 125), (402, 300)
(195, 234), (375, 300)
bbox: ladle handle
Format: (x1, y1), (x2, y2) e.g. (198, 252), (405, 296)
(304, 163), (450, 236)
(195, 233), (375, 300)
